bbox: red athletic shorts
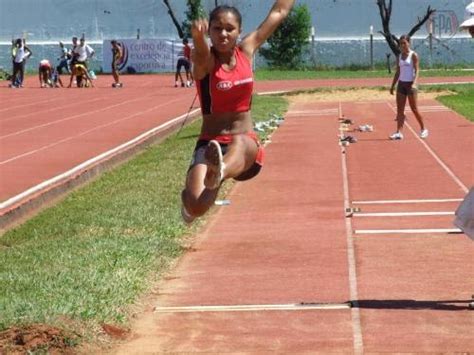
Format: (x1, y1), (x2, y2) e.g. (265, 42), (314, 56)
(191, 131), (264, 181)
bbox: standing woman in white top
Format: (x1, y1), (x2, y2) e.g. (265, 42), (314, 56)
(10, 38), (32, 88)
(389, 35), (428, 140)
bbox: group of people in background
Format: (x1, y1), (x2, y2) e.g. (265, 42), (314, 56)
(10, 36), (98, 89)
(10, 35), (192, 90)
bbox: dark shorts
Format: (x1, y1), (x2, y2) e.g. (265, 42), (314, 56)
(177, 58), (191, 72)
(189, 134), (264, 181)
(397, 81), (417, 96)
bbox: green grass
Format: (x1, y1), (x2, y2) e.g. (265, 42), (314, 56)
(422, 84), (474, 122)
(439, 92), (474, 122)
(0, 95), (288, 337)
(255, 68), (474, 81)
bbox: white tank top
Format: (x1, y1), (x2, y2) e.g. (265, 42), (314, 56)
(399, 50), (415, 82)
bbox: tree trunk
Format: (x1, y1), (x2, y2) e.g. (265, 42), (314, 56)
(376, 0), (436, 57)
(162, 0), (185, 39)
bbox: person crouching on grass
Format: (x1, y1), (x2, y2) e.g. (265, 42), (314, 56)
(180, 0), (296, 224)
(389, 34), (428, 140)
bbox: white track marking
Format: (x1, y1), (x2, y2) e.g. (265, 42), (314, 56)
(287, 109), (338, 115)
(0, 97), (59, 114)
(1, 96), (105, 123)
(354, 228), (462, 235)
(0, 97), (185, 165)
(154, 302), (351, 313)
(353, 198), (463, 204)
(339, 102), (364, 355)
(354, 211), (454, 217)
(0, 108), (200, 210)
(1, 92), (166, 140)
(257, 90), (292, 95)
(386, 101), (469, 194)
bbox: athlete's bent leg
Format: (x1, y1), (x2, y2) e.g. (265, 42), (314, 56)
(182, 164), (220, 219)
(221, 134), (258, 180)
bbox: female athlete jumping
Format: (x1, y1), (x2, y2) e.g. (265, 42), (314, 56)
(181, 1), (295, 224)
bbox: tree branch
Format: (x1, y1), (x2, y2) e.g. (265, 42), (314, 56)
(408, 6), (436, 38)
(162, 0), (184, 38)
(376, 0), (436, 57)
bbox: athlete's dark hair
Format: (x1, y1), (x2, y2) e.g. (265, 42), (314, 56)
(209, 6), (242, 28)
(399, 34), (411, 42)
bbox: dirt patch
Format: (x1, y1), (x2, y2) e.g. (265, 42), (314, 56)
(0, 324), (78, 354)
(286, 88), (451, 103)
(100, 323), (131, 340)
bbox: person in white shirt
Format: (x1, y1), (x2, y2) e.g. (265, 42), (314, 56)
(10, 38), (32, 88)
(57, 41), (70, 74)
(389, 35), (428, 140)
(460, 1), (474, 37)
(72, 37), (95, 69)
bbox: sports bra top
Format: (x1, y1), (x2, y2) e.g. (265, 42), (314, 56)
(196, 46), (254, 115)
(399, 50), (415, 82)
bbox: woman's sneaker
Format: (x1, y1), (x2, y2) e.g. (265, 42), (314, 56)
(389, 132), (404, 140)
(204, 140), (225, 190)
(420, 129), (429, 139)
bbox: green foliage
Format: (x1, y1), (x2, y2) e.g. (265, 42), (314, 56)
(182, 0), (207, 39)
(260, 4), (312, 69)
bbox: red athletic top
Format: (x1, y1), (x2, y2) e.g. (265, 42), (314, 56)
(196, 47), (253, 114)
(184, 45), (191, 60)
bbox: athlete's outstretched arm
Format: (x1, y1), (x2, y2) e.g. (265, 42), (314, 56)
(241, 0), (296, 56)
(191, 19), (211, 80)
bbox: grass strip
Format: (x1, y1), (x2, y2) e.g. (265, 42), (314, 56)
(422, 84), (474, 122)
(255, 68), (474, 81)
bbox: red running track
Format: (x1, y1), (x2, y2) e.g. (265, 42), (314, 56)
(1, 74), (473, 223)
(0, 75), (198, 221)
(112, 96), (473, 353)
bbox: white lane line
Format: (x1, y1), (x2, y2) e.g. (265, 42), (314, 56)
(354, 211), (454, 217)
(1, 96), (105, 123)
(288, 109), (338, 114)
(257, 90), (292, 95)
(0, 94), (155, 140)
(0, 108), (201, 210)
(386, 101), (469, 194)
(0, 97), (185, 165)
(353, 198), (463, 204)
(0, 97), (58, 114)
(354, 228), (462, 235)
(339, 101), (364, 355)
(154, 302), (351, 313)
